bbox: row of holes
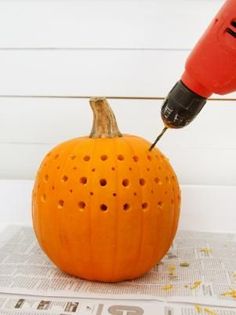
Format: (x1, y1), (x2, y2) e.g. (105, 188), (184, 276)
(41, 195), (175, 210)
(44, 175), (173, 185)
(56, 200), (167, 211)
(52, 153), (164, 162)
(44, 189), (164, 196)
(47, 165), (165, 172)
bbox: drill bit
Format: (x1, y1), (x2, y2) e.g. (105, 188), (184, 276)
(149, 126), (168, 151)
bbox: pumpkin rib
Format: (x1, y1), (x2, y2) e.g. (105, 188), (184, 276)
(163, 164), (180, 251)
(122, 136), (145, 278)
(110, 137), (120, 281)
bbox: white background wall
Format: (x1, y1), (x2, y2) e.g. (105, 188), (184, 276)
(0, 0), (235, 187)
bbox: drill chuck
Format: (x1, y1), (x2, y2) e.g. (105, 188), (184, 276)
(161, 81), (207, 128)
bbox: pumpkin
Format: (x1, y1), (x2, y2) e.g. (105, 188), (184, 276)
(32, 98), (181, 282)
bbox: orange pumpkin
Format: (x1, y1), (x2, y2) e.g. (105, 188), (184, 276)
(32, 98), (181, 282)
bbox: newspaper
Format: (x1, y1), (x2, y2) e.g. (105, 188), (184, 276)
(0, 294), (235, 315)
(0, 225), (235, 314)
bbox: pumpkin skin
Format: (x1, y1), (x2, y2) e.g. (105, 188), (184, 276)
(32, 98), (181, 282)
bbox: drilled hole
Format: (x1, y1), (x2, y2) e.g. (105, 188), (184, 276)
(69, 189), (73, 193)
(133, 192), (137, 196)
(122, 179), (129, 187)
(151, 190), (154, 194)
(123, 203), (130, 211)
(90, 192), (94, 196)
(129, 167), (132, 171)
(111, 167), (115, 171)
(54, 154), (59, 159)
(158, 201), (163, 207)
(52, 186), (55, 190)
(41, 194), (46, 203)
(100, 154), (108, 161)
(142, 202), (148, 209)
(113, 193), (117, 197)
(171, 175), (175, 181)
(73, 166), (77, 170)
(146, 168), (150, 172)
(100, 179), (107, 186)
(100, 204), (108, 211)
(154, 177), (160, 184)
(91, 168), (96, 172)
(83, 155), (90, 161)
(70, 155), (76, 160)
(147, 155), (152, 161)
(58, 200), (64, 209)
(62, 175), (68, 182)
(117, 154), (124, 161)
(78, 201), (86, 209)
(166, 176), (170, 182)
(139, 178), (146, 186)
(133, 155), (139, 162)
(80, 177), (87, 184)
(44, 174), (49, 182)
(57, 166), (61, 170)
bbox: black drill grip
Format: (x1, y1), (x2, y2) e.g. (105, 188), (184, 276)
(161, 81), (207, 128)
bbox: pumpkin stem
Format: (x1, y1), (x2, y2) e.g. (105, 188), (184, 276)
(89, 98), (122, 138)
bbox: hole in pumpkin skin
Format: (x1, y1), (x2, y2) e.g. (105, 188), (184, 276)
(58, 200), (64, 209)
(57, 166), (61, 170)
(69, 189), (73, 193)
(54, 154), (59, 159)
(142, 202), (148, 210)
(129, 167), (132, 171)
(139, 178), (146, 186)
(80, 177), (87, 184)
(117, 154), (124, 161)
(158, 201), (163, 207)
(133, 155), (139, 162)
(78, 201), (86, 209)
(147, 155), (152, 161)
(52, 186), (55, 190)
(70, 155), (76, 160)
(90, 192), (94, 196)
(100, 179), (107, 186)
(122, 179), (129, 187)
(41, 194), (46, 203)
(111, 167), (115, 171)
(113, 193), (117, 197)
(134, 192), (137, 196)
(100, 154), (108, 161)
(73, 166), (78, 170)
(44, 174), (49, 182)
(91, 168), (96, 172)
(83, 155), (90, 161)
(100, 204), (108, 211)
(62, 175), (68, 182)
(123, 203), (130, 211)
(154, 177), (160, 184)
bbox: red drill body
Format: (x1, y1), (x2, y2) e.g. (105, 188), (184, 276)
(160, 0), (236, 131)
(182, 0), (236, 98)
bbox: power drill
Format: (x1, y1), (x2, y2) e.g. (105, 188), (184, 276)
(150, 0), (236, 150)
